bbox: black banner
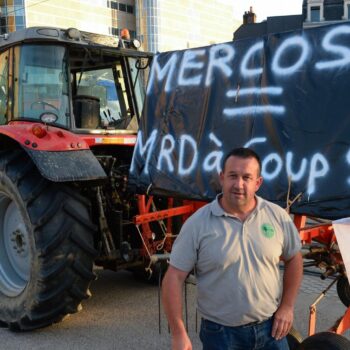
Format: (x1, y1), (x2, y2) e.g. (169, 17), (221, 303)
(130, 22), (350, 219)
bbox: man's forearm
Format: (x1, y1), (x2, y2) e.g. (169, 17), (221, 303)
(272, 252), (303, 339)
(281, 252), (303, 307)
(162, 266), (187, 335)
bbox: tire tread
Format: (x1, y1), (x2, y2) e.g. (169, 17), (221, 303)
(0, 150), (96, 331)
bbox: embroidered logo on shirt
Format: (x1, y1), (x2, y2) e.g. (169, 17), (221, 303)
(261, 223), (275, 238)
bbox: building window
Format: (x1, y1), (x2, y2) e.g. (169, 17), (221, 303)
(109, 27), (119, 36)
(307, 0), (324, 22)
(111, 1), (118, 10)
(15, 15), (24, 25)
(119, 3), (126, 12)
(0, 16), (6, 34)
(343, 1), (350, 19)
(0, 0), (26, 33)
(108, 1), (133, 14)
(311, 6), (320, 21)
(107, 1), (118, 10)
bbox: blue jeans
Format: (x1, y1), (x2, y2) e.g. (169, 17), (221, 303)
(199, 318), (289, 350)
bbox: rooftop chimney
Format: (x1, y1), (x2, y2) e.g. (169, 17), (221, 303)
(243, 6), (256, 24)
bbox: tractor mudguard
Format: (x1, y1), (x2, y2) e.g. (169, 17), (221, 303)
(23, 148), (107, 182)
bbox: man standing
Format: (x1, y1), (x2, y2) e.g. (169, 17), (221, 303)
(162, 148), (303, 350)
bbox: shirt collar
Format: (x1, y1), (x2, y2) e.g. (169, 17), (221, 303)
(210, 193), (263, 218)
(210, 194), (225, 216)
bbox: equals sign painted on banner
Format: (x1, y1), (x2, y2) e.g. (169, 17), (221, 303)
(223, 86), (285, 118)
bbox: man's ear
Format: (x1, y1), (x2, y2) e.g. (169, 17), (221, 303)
(256, 176), (263, 190)
(219, 171), (224, 186)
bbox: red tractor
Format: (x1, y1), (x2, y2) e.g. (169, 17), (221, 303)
(0, 26), (175, 330)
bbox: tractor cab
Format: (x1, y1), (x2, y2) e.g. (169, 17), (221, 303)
(0, 27), (152, 134)
(0, 27), (164, 332)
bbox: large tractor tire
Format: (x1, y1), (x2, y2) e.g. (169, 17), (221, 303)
(337, 276), (350, 307)
(0, 150), (97, 330)
(297, 332), (350, 349)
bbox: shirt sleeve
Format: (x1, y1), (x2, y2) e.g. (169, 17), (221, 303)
(281, 211), (302, 260)
(169, 214), (198, 272)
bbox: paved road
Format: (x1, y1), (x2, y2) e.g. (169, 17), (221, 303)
(0, 269), (349, 349)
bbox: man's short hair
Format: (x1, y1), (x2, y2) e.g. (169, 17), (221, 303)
(222, 147), (262, 175)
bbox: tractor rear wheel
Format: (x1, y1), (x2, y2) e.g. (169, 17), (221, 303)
(0, 150), (97, 330)
(337, 276), (350, 307)
(297, 332), (350, 349)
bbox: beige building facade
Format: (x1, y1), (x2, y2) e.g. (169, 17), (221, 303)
(136, 0), (240, 52)
(25, 0), (111, 34)
(0, 0), (240, 52)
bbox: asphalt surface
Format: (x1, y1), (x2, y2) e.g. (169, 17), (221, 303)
(0, 268), (349, 349)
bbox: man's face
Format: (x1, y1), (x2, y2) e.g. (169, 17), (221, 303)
(219, 156), (263, 211)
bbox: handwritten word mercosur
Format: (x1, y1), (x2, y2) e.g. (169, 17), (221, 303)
(147, 25), (350, 94)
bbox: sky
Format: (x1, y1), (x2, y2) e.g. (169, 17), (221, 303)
(233, 0), (304, 22)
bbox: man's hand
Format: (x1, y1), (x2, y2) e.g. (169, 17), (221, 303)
(172, 332), (192, 350)
(272, 252), (303, 340)
(271, 304), (293, 340)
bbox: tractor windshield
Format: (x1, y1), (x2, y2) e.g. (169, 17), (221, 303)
(74, 64), (136, 130)
(71, 55), (147, 133)
(12, 42), (149, 132)
(14, 44), (70, 127)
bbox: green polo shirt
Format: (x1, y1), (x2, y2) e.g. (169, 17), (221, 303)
(169, 195), (302, 327)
